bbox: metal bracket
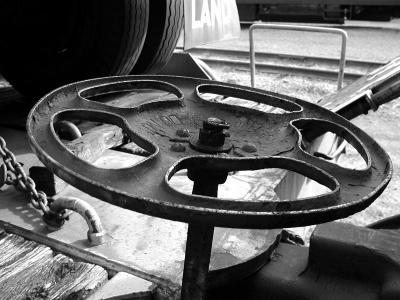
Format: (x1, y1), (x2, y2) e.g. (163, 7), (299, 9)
(249, 24), (348, 90)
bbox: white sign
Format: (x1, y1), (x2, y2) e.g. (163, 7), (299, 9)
(184, 0), (241, 49)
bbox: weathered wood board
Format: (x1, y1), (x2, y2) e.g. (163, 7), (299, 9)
(0, 230), (108, 300)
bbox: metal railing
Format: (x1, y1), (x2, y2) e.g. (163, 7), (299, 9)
(249, 24), (348, 90)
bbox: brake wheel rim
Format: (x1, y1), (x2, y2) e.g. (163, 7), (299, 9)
(27, 75), (392, 229)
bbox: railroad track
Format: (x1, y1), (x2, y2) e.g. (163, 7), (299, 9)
(181, 47), (385, 81)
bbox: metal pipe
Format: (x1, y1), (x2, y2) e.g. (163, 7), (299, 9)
(181, 223), (214, 300)
(193, 57), (220, 81)
(49, 196), (106, 245)
(249, 24), (348, 90)
(372, 78), (400, 107)
(337, 79), (400, 120)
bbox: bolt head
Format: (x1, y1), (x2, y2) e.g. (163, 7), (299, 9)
(43, 213), (65, 231)
(242, 143), (257, 153)
(176, 129), (190, 138)
(171, 142), (186, 152)
(203, 117), (229, 130)
(207, 117), (223, 124)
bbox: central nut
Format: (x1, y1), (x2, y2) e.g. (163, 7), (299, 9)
(189, 117), (232, 154)
(199, 117), (230, 147)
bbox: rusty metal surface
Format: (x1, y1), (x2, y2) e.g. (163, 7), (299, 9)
(210, 222), (400, 300)
(0, 127), (281, 293)
(27, 75), (392, 229)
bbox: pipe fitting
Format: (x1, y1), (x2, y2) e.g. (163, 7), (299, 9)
(88, 231), (106, 246)
(49, 196), (106, 246)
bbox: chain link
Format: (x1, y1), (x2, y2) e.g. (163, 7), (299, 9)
(0, 136), (50, 215)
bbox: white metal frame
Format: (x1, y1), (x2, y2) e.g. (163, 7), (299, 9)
(249, 24), (348, 90)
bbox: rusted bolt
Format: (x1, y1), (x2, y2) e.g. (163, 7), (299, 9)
(203, 117), (229, 131)
(189, 117), (232, 154)
(42, 211), (66, 232)
(199, 117), (230, 147)
(171, 142), (186, 152)
(242, 143), (257, 153)
(176, 128), (190, 138)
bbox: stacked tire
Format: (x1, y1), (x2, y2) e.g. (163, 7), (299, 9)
(131, 0), (184, 74)
(0, 0), (183, 101)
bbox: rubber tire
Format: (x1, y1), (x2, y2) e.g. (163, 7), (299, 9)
(131, 0), (183, 74)
(0, 0), (149, 99)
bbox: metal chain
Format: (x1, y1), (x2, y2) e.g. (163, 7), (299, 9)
(0, 136), (50, 215)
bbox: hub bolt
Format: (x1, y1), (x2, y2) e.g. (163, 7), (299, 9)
(199, 117), (230, 147)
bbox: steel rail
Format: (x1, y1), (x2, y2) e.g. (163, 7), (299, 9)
(183, 47), (383, 72)
(195, 56), (363, 81)
(177, 47), (383, 82)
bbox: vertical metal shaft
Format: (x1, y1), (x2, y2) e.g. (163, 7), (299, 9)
(181, 223), (214, 300)
(192, 180), (218, 198)
(181, 169), (227, 300)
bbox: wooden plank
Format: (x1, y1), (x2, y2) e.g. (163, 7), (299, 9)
(0, 236), (53, 287)
(88, 89), (172, 108)
(0, 221), (175, 293)
(65, 124), (126, 163)
(21, 254), (107, 300)
(0, 233), (39, 268)
(61, 88), (175, 161)
(0, 231), (108, 300)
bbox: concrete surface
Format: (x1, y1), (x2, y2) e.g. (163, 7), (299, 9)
(88, 272), (155, 300)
